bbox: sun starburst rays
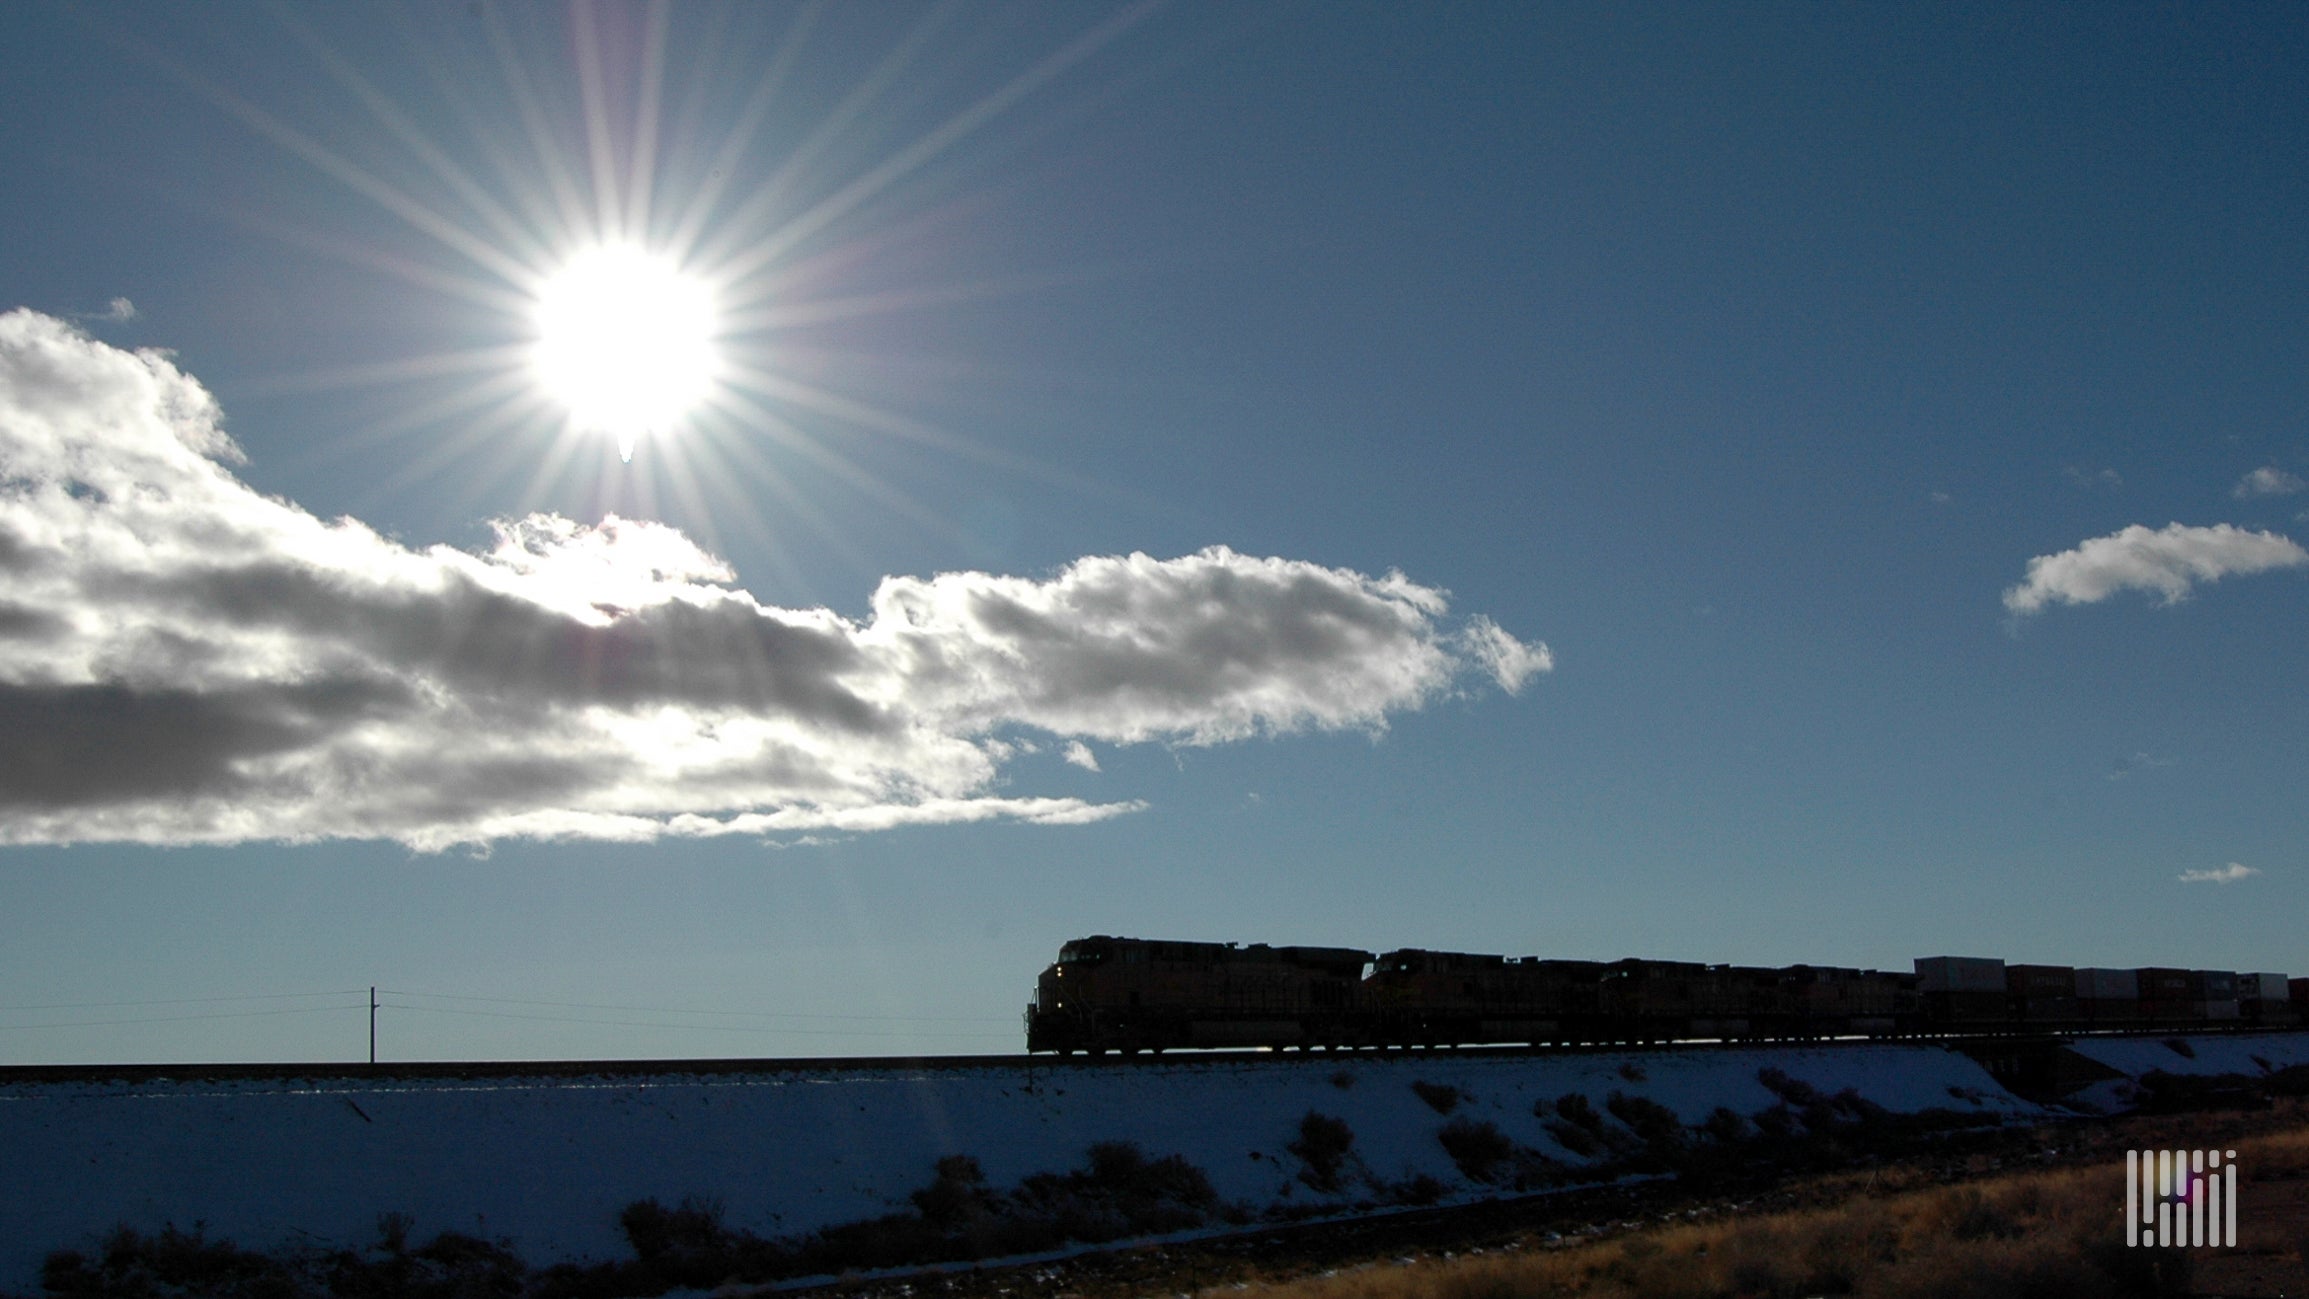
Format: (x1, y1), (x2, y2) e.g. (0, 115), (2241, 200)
(159, 2), (1164, 588)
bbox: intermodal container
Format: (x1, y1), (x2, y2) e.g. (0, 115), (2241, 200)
(1917, 956), (2006, 994)
(2136, 968), (2203, 1001)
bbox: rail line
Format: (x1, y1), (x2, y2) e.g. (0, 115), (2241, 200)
(1, 1024), (2294, 1089)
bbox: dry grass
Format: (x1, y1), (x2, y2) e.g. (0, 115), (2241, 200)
(1200, 1141), (2309, 1299)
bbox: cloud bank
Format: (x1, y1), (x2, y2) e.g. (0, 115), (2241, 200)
(0, 310), (1546, 849)
(2002, 522), (2309, 615)
(2178, 863), (2258, 885)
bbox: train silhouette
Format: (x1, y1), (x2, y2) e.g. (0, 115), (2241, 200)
(1023, 936), (2302, 1054)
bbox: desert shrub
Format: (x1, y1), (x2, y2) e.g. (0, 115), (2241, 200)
(1436, 1117), (1517, 1183)
(1749, 1075), (1879, 1134)
(909, 1155), (1004, 1229)
(2164, 1037), (2196, 1059)
(1700, 1105), (1751, 1144)
(41, 1224), (299, 1298)
(1329, 1070), (1356, 1090)
(1542, 1117), (1604, 1158)
(1751, 1102), (1799, 1139)
(1617, 1061), (1647, 1083)
(1410, 1080), (1462, 1114)
(1606, 1092), (1683, 1144)
(1757, 1065), (1824, 1108)
(1390, 1173), (1447, 1206)
(606, 1195), (787, 1292)
(39, 1143), (1238, 1299)
(1830, 1086), (1889, 1123)
(1552, 1091), (1604, 1132)
(1605, 1091), (1688, 1169)
(2136, 1069), (2274, 1114)
(805, 1142), (1227, 1270)
(373, 1212), (414, 1255)
(1011, 1141), (1220, 1244)
(1540, 1091), (1637, 1161)
(392, 1231), (529, 1298)
(42, 1218), (535, 1299)
(618, 1196), (725, 1265)
(1289, 1112), (1357, 1193)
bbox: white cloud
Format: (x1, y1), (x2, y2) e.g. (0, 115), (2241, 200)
(0, 310), (1547, 850)
(2234, 466), (2306, 499)
(2002, 522), (2309, 615)
(2064, 466), (2122, 491)
(1060, 741), (1100, 772)
(2178, 863), (2258, 885)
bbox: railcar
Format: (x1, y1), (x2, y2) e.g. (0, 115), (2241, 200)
(1362, 949), (1607, 1046)
(1024, 937), (2295, 1054)
(1024, 935), (1371, 1053)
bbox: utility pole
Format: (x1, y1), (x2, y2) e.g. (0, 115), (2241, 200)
(369, 986), (377, 1065)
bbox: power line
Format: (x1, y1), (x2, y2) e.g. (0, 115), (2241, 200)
(0, 990), (370, 1013)
(379, 989), (1015, 1023)
(377, 1001), (1011, 1038)
(0, 1003), (369, 1031)
(0, 989), (1019, 1050)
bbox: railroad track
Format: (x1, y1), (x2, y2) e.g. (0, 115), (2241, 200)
(2, 1025), (2294, 1088)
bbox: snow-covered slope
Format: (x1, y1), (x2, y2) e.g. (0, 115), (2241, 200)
(0, 1036), (2244, 1286)
(2058, 1031), (2309, 1113)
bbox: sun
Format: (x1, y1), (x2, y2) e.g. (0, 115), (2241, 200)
(531, 245), (720, 462)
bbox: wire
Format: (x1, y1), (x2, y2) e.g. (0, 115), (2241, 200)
(0, 990), (1019, 1045)
(0, 990), (370, 1013)
(0, 1003), (368, 1031)
(379, 989), (1015, 1023)
(377, 1001), (1010, 1038)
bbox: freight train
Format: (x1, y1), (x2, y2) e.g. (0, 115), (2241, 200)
(1022, 937), (2302, 1054)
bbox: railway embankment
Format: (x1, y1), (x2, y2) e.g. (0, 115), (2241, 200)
(6, 1033), (2309, 1289)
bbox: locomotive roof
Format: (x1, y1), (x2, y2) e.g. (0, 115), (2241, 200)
(1054, 936), (1374, 965)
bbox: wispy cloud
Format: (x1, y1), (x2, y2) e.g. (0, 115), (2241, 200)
(1456, 616), (1553, 692)
(2064, 466), (2122, 492)
(1060, 741), (1100, 772)
(2234, 466), (2306, 499)
(2178, 863), (2259, 885)
(68, 297), (139, 324)
(0, 310), (1547, 850)
(2106, 751), (2172, 781)
(2002, 522), (2309, 615)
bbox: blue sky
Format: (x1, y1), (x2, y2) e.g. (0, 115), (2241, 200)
(1, 2), (2304, 1064)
